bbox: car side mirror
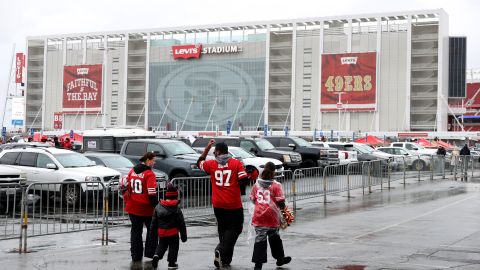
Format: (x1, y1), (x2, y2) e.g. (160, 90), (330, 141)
(46, 163), (57, 170)
(288, 143), (296, 150)
(413, 147), (418, 150)
(404, 153), (409, 156)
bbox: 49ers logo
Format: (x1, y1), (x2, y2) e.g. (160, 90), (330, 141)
(172, 44), (202, 59)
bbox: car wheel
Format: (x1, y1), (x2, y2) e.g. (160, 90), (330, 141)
(63, 183), (80, 206)
(412, 160), (426, 171)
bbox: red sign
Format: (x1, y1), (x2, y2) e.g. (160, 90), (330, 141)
(53, 112), (63, 129)
(15, 53), (24, 83)
(397, 132), (428, 138)
(321, 52), (377, 111)
(63, 65), (102, 111)
(172, 44), (202, 59)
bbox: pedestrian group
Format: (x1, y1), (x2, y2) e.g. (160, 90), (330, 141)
(123, 139), (293, 269)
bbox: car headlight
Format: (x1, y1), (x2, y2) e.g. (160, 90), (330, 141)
(190, 164), (199, 170)
(85, 176), (101, 182)
(283, 155), (291, 163)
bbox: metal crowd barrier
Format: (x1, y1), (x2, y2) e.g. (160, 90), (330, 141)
(171, 176), (213, 221)
(0, 183), (24, 242)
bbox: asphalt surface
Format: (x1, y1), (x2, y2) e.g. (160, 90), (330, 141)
(2, 175), (480, 270)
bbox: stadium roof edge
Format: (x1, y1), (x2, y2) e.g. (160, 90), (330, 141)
(26, 8), (447, 40)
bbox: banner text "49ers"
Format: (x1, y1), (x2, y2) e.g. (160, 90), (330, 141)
(325, 75), (373, 92)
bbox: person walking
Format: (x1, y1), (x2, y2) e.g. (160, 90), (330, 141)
(150, 183), (187, 269)
(62, 137), (72, 150)
(460, 144), (471, 181)
(250, 162), (292, 270)
(124, 152), (158, 262)
(436, 146), (446, 156)
(197, 139), (249, 268)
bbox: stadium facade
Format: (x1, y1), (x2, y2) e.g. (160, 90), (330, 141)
(25, 9), (459, 133)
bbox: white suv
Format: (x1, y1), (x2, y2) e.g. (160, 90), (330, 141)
(0, 147), (121, 205)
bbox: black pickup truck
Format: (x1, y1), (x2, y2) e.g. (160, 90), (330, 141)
(264, 136), (339, 168)
(192, 137), (302, 171)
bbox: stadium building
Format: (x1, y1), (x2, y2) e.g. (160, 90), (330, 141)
(24, 9), (465, 133)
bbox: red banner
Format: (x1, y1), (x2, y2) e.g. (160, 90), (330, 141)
(63, 65), (102, 111)
(172, 44), (202, 59)
(15, 53), (24, 83)
(53, 112), (63, 129)
(321, 52), (377, 111)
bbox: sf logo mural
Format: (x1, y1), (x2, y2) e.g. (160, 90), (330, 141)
(155, 62), (257, 129)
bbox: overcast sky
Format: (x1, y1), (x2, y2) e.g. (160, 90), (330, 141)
(0, 0), (478, 127)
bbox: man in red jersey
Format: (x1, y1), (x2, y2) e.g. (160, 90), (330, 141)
(197, 139), (249, 268)
(125, 152), (158, 262)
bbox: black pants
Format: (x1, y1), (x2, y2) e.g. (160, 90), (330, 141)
(129, 214), (157, 261)
(252, 227), (285, 264)
(155, 234), (180, 263)
(213, 207), (244, 265)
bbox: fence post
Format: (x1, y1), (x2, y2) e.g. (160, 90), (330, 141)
(368, 162), (372, 194)
(323, 167), (327, 204)
(103, 184), (109, 246)
(18, 186), (25, 254)
(22, 185), (30, 254)
(347, 164), (351, 199)
(454, 156), (458, 181)
(430, 155), (434, 181)
(403, 156), (406, 186)
(417, 155), (421, 182)
(292, 171), (297, 214)
(442, 156), (446, 179)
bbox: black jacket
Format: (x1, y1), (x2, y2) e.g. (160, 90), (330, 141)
(150, 200), (187, 242)
(460, 145), (471, 156)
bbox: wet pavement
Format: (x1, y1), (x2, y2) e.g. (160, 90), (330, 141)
(2, 176), (480, 269)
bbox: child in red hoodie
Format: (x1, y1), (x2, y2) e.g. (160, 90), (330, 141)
(150, 183), (187, 269)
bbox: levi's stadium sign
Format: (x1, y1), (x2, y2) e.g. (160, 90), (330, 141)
(172, 44), (242, 60)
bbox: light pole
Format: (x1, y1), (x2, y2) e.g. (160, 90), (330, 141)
(334, 92), (345, 132)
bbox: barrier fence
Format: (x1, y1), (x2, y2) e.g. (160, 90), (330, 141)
(1, 155), (480, 253)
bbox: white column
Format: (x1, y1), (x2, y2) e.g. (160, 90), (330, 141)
(122, 33), (129, 126)
(437, 11), (449, 131)
(264, 25), (271, 126)
(41, 38), (48, 131)
(317, 21), (324, 131)
(405, 15), (412, 131)
(82, 36), (87, 64)
(101, 35), (108, 128)
(290, 24), (297, 130)
(347, 19), (353, 131)
(144, 33), (151, 130)
(62, 38), (67, 130)
(375, 17), (382, 132)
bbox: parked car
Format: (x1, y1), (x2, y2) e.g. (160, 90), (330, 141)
(311, 142), (358, 165)
(0, 147), (121, 205)
(191, 137), (302, 170)
(120, 139), (207, 179)
(376, 146), (430, 170)
(84, 152), (169, 193)
(204, 146), (284, 181)
(0, 165), (27, 210)
(470, 150), (480, 162)
(328, 142), (398, 171)
(264, 136), (339, 168)
(390, 142), (437, 155)
(0, 142), (53, 153)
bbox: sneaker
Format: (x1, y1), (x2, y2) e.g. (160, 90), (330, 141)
(152, 255), (159, 268)
(214, 249), (223, 268)
(254, 263), (263, 270)
(276, 256), (292, 266)
(168, 262), (178, 269)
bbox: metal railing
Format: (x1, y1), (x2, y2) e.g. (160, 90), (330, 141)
(1, 155), (479, 253)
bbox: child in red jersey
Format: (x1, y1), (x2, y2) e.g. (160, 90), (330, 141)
(150, 183), (187, 269)
(250, 162), (291, 270)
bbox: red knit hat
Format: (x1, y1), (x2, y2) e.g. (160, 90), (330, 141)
(165, 183), (178, 199)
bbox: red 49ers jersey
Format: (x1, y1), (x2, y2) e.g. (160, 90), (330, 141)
(124, 168), (157, 216)
(199, 158), (247, 209)
(250, 180), (285, 228)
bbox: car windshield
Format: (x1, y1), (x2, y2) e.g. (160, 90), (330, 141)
(256, 139), (275, 151)
(101, 156), (134, 168)
(355, 144), (374, 154)
(163, 141), (197, 156)
(56, 153), (96, 168)
(229, 148), (255, 159)
(291, 137), (311, 147)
